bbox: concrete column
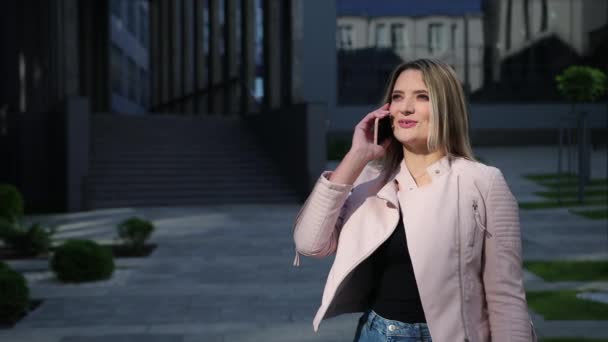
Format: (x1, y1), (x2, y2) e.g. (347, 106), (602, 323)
(240, 0), (255, 114)
(264, 0), (282, 109)
(65, 96), (90, 212)
(224, 0), (238, 115)
(150, 0), (160, 109)
(0, 1), (19, 114)
(79, 1), (111, 112)
(291, 0), (336, 109)
(172, 0), (183, 113)
(280, 0), (292, 106)
(161, 0), (170, 110)
(63, 0), (81, 98)
(194, 0), (208, 114)
(183, 0), (195, 114)
(209, 0), (223, 114)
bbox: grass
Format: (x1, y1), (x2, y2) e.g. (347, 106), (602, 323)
(534, 188), (608, 199)
(570, 208), (608, 219)
(527, 290), (608, 320)
(524, 173), (608, 188)
(520, 173), (607, 215)
(519, 198), (607, 209)
(523, 260), (608, 282)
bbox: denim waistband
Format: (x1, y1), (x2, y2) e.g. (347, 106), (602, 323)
(361, 310), (431, 339)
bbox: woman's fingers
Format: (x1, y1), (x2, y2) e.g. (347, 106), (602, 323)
(357, 104), (390, 128)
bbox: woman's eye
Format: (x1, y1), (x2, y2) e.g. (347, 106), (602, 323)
(418, 95), (429, 100)
(391, 94), (401, 101)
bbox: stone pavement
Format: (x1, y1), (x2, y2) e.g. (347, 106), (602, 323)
(0, 145), (606, 341)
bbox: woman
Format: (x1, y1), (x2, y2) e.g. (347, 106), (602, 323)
(292, 59), (536, 342)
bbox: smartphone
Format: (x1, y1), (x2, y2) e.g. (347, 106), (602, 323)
(374, 115), (393, 145)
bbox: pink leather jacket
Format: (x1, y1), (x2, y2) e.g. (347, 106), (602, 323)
(292, 154), (536, 341)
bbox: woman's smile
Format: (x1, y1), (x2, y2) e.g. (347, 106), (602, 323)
(397, 119), (417, 128)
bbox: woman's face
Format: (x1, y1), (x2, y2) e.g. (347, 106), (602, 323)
(389, 69), (432, 152)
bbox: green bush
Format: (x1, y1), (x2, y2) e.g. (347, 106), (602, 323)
(327, 137), (351, 161)
(556, 66), (607, 102)
(0, 184), (24, 223)
(0, 263), (30, 323)
(50, 240), (115, 283)
(0, 222), (55, 256)
(117, 217), (155, 252)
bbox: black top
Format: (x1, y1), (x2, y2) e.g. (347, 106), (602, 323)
(369, 210), (427, 323)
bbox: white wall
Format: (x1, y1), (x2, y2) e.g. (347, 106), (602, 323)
(337, 14), (484, 92)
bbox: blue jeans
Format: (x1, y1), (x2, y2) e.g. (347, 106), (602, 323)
(353, 310), (433, 342)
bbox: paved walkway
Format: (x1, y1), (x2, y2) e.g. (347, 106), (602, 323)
(1, 145), (606, 341)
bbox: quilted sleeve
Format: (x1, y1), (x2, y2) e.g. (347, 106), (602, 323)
(483, 167), (536, 341)
(293, 171), (353, 259)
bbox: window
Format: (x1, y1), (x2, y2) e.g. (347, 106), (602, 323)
(128, 58), (137, 101)
(428, 23), (444, 53)
(337, 25), (354, 50)
(110, 44), (123, 95)
(376, 23), (389, 48)
(391, 23), (406, 50)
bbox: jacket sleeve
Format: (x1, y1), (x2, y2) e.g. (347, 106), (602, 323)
(483, 168), (536, 341)
(292, 171), (354, 260)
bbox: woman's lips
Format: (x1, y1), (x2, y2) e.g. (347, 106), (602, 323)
(398, 120), (417, 128)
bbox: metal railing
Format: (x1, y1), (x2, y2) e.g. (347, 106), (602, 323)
(149, 77), (261, 116)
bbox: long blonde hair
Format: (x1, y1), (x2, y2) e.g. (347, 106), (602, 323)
(372, 59), (476, 181)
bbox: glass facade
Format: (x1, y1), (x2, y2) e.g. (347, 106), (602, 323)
(336, 0), (608, 104)
(110, 0), (150, 113)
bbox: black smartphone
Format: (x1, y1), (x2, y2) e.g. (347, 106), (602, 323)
(374, 115), (393, 145)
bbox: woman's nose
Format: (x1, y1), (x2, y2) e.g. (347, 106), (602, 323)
(403, 97), (415, 114)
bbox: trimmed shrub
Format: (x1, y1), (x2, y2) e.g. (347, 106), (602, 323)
(117, 217), (155, 252)
(50, 240), (115, 283)
(0, 184), (24, 223)
(0, 263), (29, 323)
(0, 223), (55, 256)
(555, 65), (607, 102)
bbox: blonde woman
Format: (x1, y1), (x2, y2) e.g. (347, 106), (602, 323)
(292, 59), (536, 342)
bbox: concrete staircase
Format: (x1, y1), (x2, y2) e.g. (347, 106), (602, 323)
(86, 114), (299, 209)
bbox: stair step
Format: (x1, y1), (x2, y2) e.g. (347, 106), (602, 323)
(86, 114), (297, 210)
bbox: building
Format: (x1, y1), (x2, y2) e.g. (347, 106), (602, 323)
(479, 0), (608, 101)
(109, 0), (151, 114)
(0, 0), (337, 212)
(336, 0), (484, 105)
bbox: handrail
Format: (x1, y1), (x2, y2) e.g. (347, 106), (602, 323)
(149, 77), (262, 114)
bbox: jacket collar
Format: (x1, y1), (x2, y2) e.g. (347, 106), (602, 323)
(375, 154), (454, 206)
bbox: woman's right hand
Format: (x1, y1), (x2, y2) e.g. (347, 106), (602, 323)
(328, 104), (393, 185)
(350, 103), (393, 162)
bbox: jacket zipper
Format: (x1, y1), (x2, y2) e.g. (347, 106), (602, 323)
(457, 176), (471, 340)
(471, 199), (492, 248)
